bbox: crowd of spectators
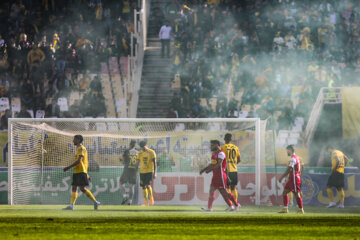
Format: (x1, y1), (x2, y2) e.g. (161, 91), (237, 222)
(166, 0), (360, 131)
(0, 0), (138, 129)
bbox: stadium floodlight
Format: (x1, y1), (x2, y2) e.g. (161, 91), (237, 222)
(8, 118), (268, 206)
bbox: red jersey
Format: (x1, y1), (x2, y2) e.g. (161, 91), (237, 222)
(286, 153), (301, 192)
(210, 150), (227, 189)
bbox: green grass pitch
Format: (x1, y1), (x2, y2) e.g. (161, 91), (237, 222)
(0, 205), (360, 239)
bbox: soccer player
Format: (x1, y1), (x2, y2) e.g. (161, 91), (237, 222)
(63, 135), (100, 210)
(119, 140), (138, 205)
(326, 145), (349, 208)
(200, 140), (239, 212)
(136, 140), (157, 206)
(278, 145), (304, 214)
(288, 157), (304, 207)
(221, 133), (241, 203)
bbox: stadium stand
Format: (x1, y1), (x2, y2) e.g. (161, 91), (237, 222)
(0, 0), (359, 152)
(132, 0), (360, 151)
(0, 0), (137, 126)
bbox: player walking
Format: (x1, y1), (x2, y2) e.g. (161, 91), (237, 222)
(119, 140), (138, 205)
(63, 135), (100, 210)
(278, 145), (304, 214)
(326, 145), (349, 208)
(136, 141), (157, 206)
(200, 140), (239, 212)
(288, 157), (304, 207)
(221, 133), (241, 203)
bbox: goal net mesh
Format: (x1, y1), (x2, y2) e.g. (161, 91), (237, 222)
(9, 118), (276, 206)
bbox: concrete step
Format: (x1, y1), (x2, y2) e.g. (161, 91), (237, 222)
(147, 42), (162, 48)
(138, 106), (170, 110)
(142, 67), (172, 73)
(138, 99), (171, 104)
(137, 113), (168, 117)
(138, 105), (170, 110)
(139, 84), (171, 89)
(141, 74), (173, 79)
(143, 56), (173, 62)
(145, 42), (162, 47)
(138, 103), (170, 108)
(141, 84), (171, 89)
(139, 88), (171, 93)
(143, 61), (173, 67)
(141, 80), (173, 85)
(138, 97), (172, 102)
(137, 109), (168, 114)
(139, 91), (173, 96)
(142, 73), (173, 79)
(149, 25), (161, 30)
(137, 114), (168, 118)
(137, 107), (169, 111)
(145, 50), (167, 56)
(141, 80), (171, 85)
(138, 96), (172, 101)
(138, 98), (171, 103)
(143, 58), (173, 64)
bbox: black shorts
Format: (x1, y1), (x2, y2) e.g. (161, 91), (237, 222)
(140, 172), (153, 187)
(327, 171), (345, 188)
(72, 172), (89, 186)
(120, 168), (136, 185)
(227, 172), (238, 187)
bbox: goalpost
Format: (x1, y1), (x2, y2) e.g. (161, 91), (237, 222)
(8, 118), (272, 206)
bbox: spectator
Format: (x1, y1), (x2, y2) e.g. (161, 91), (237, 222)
(27, 44), (45, 68)
(273, 32), (285, 54)
(45, 98), (60, 118)
(166, 107), (178, 118)
(0, 109), (11, 130)
(20, 79), (34, 108)
(159, 21), (172, 58)
(17, 105), (32, 118)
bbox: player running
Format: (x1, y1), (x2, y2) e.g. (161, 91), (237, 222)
(326, 145), (349, 209)
(278, 145), (304, 214)
(63, 135), (100, 210)
(200, 140), (239, 212)
(136, 141), (157, 206)
(221, 133), (241, 203)
(119, 140), (138, 205)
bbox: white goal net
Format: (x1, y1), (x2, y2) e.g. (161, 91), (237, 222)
(8, 118), (274, 206)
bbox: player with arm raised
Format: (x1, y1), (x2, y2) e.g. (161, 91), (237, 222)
(63, 135), (100, 210)
(278, 145), (304, 214)
(136, 141), (157, 206)
(221, 133), (241, 203)
(200, 140), (239, 212)
(119, 140), (138, 205)
(326, 145), (349, 209)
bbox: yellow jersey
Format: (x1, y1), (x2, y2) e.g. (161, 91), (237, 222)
(331, 150), (345, 173)
(73, 145), (88, 174)
(221, 143), (240, 172)
(137, 148), (156, 174)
